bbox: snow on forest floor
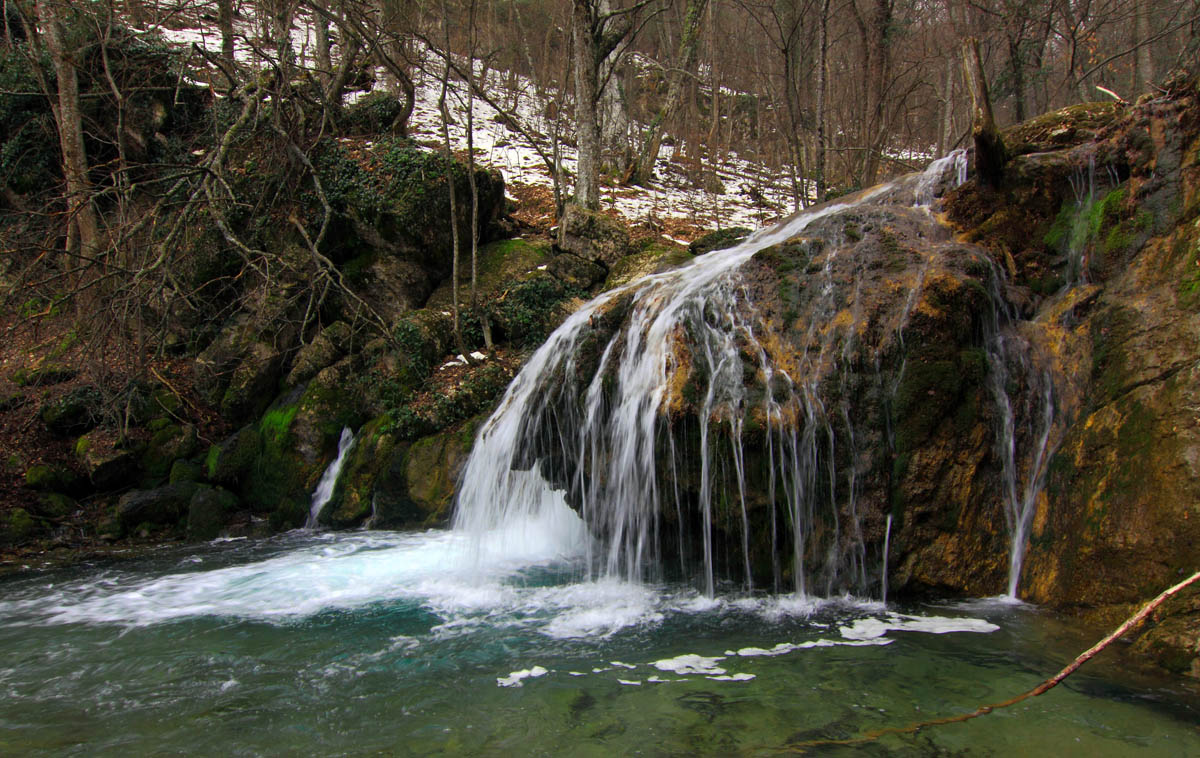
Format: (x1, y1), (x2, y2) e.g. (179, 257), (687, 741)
(152, 20), (799, 241)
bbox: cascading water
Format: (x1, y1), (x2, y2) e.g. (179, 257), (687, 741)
(306, 427), (357, 528)
(455, 152), (974, 597)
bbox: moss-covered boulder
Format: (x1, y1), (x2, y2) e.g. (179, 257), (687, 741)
(205, 424), (262, 486)
(403, 415), (486, 524)
(24, 463), (81, 494)
(74, 432), (139, 491)
(558, 203), (631, 267)
(0, 508), (41, 545)
(689, 227), (752, 256)
(322, 417), (400, 529)
(10, 362), (77, 387)
(284, 321), (353, 388)
(140, 423), (200, 486)
(40, 386), (102, 436)
(426, 238), (555, 309)
(547, 253), (606, 290)
(603, 243), (692, 291)
(186, 486), (239, 540)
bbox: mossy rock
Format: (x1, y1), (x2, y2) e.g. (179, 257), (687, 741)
(547, 252), (607, 290)
(31, 493), (76, 520)
(426, 238), (554, 309)
(205, 424), (263, 486)
(24, 463), (81, 494)
(284, 321), (352, 388)
(140, 423), (200, 487)
(322, 416), (399, 529)
(403, 415), (487, 523)
(75, 432), (140, 491)
(10, 363), (77, 387)
(169, 459), (204, 484)
(689, 227), (752, 256)
(603, 244), (692, 291)
(0, 392), (29, 412)
(220, 342), (284, 423)
(40, 386), (102, 436)
(0, 508), (41, 545)
(1003, 102), (1122, 155)
(186, 486), (239, 541)
(558, 203), (631, 266)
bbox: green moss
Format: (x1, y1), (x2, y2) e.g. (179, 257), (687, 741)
(205, 444), (220, 480)
(259, 404), (299, 446)
(893, 359), (962, 450)
(1176, 233), (1200, 310)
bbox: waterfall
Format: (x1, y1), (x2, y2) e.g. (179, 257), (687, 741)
(881, 513), (892, 606)
(454, 155), (971, 594)
(306, 427), (357, 529)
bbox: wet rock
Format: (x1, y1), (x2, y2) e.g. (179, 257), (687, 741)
(403, 416), (485, 524)
(220, 342), (284, 421)
(558, 203), (631, 267)
(0, 508), (41, 545)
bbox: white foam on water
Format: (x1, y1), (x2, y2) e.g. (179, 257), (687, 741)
(652, 654), (726, 676)
(497, 666), (548, 687)
(707, 673), (755, 682)
(617, 679), (641, 686)
(839, 613), (1000, 641)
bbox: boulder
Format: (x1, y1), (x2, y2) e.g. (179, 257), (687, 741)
(558, 204), (631, 267)
(186, 486), (239, 540)
(205, 424), (262, 486)
(40, 386), (102, 436)
(603, 243), (692, 291)
(284, 321), (352, 387)
(547, 253), (606, 290)
(74, 433), (139, 491)
(140, 423), (200, 486)
(24, 463), (81, 494)
(688, 227), (752, 256)
(117, 481), (201, 531)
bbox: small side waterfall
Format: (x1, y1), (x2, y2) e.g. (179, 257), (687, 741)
(306, 427), (357, 529)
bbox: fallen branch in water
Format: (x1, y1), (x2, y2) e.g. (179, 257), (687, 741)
(784, 570), (1200, 753)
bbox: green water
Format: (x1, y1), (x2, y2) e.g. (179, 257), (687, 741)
(0, 531), (1196, 756)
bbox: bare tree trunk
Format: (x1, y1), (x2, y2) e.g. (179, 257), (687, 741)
(963, 38), (1006, 188)
(315, 8), (331, 87)
(37, 0), (101, 266)
(218, 0), (235, 70)
(938, 56), (955, 158)
(815, 0), (830, 202)
(572, 0), (602, 209)
(1134, 0), (1154, 94)
(438, 5), (466, 355)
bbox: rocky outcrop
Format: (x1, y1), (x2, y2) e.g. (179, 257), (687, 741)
(558, 203), (631, 267)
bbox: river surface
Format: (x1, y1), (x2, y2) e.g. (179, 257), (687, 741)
(1, 529), (1197, 756)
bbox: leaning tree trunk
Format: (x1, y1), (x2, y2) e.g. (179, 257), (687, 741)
(630, 0), (707, 186)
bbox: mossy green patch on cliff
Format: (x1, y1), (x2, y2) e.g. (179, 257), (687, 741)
(1089, 304), (1137, 404)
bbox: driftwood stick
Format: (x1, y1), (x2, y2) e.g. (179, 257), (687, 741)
(784, 570), (1200, 753)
